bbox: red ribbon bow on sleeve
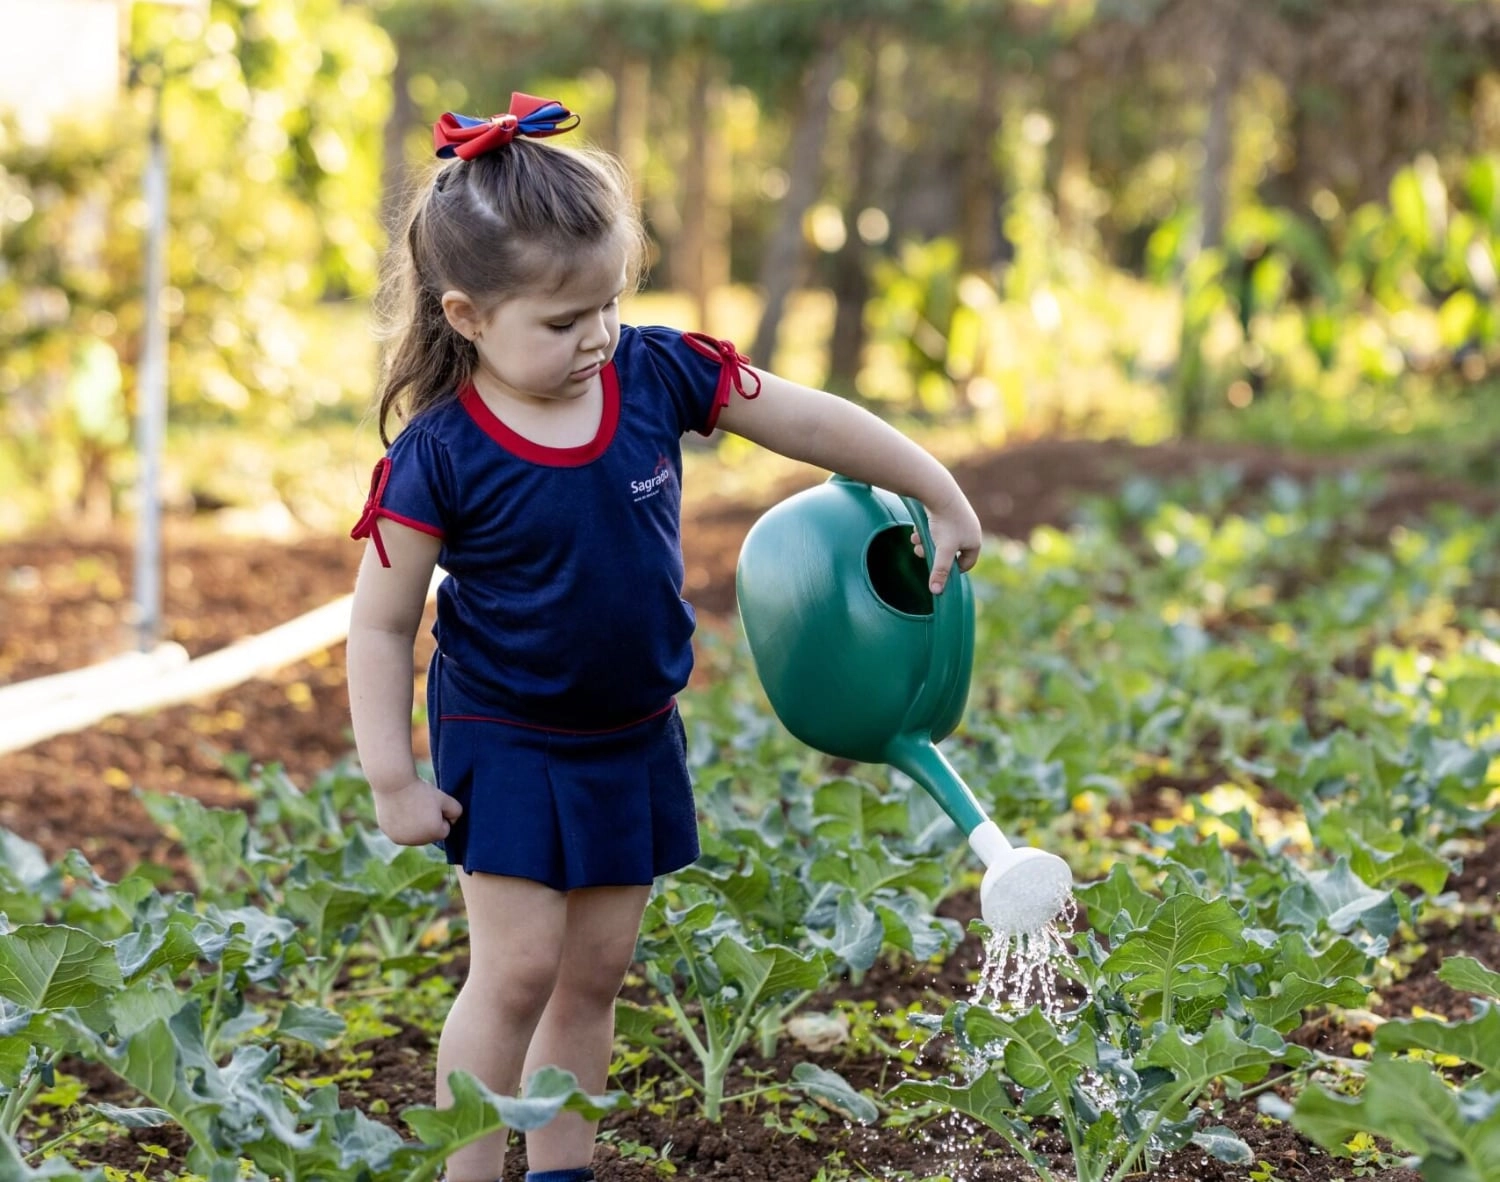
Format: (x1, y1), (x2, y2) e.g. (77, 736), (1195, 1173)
(434, 93), (581, 161)
(682, 333), (761, 432)
(350, 457), (392, 567)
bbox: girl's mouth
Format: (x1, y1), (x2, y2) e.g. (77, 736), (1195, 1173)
(570, 361), (602, 380)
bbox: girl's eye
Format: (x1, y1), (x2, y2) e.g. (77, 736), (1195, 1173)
(547, 299), (616, 332)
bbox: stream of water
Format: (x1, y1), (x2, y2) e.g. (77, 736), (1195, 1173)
(972, 894), (1081, 1020)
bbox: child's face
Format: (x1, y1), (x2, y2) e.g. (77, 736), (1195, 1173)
(463, 236), (627, 405)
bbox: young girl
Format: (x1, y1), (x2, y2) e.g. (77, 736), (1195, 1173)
(347, 93), (982, 1182)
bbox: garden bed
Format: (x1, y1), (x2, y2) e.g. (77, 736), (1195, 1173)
(3, 435), (1498, 1181)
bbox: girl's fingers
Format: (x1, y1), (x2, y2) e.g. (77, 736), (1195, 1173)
(913, 517), (979, 590)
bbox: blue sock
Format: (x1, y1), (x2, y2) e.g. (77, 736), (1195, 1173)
(525, 1170), (594, 1182)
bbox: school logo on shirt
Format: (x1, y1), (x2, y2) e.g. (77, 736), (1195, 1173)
(631, 455), (674, 502)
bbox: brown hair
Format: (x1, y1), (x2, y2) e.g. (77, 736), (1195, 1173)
(373, 138), (646, 444)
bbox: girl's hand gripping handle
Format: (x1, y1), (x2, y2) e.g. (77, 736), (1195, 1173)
(907, 493), (981, 594)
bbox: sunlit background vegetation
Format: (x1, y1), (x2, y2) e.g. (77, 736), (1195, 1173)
(3, 0), (1500, 537)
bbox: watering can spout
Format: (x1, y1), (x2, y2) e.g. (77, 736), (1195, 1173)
(885, 731), (1072, 936)
(882, 732), (990, 838)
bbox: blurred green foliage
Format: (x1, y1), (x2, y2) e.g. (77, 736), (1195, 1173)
(0, 0), (391, 527)
(3, 0), (1500, 532)
(1143, 152), (1500, 443)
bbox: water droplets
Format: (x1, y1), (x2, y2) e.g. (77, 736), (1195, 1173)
(974, 894), (1080, 1020)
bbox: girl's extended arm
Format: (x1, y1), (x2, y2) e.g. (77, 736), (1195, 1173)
(717, 371), (983, 592)
(347, 521), (461, 844)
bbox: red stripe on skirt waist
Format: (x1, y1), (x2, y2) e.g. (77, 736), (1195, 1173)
(438, 698), (676, 736)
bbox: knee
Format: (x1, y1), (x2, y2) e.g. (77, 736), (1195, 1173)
(467, 952), (560, 1025)
(552, 956), (628, 1014)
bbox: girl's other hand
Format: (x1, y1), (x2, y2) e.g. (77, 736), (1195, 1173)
(373, 778), (463, 845)
(911, 493), (983, 594)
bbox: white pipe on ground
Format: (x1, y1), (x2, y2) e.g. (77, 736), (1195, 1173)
(0, 569), (442, 757)
(0, 644), (190, 715)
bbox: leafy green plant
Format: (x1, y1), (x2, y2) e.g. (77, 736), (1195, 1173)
(598, 1130), (679, 1175)
(1285, 955), (1500, 1181)
(40, 986), (625, 1182)
(628, 889), (831, 1121)
(888, 808), (1387, 1182)
(689, 776), (961, 985)
(891, 996), (1288, 1182)
(0, 1131), (106, 1180)
(620, 765), (961, 1123)
(141, 791), (453, 1005)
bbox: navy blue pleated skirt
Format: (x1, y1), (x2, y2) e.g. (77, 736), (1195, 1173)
(426, 653), (700, 890)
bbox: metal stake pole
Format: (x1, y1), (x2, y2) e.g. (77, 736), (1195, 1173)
(133, 81), (168, 653)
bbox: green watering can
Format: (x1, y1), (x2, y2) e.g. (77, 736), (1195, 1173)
(735, 476), (1072, 935)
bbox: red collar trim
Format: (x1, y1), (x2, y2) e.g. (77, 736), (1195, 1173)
(459, 363), (620, 466)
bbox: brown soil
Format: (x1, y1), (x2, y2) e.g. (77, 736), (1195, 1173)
(4, 435), (1496, 1180)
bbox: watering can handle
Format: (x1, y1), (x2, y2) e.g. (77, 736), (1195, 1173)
(900, 496), (968, 739)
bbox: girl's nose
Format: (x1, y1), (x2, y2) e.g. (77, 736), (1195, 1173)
(580, 314), (611, 352)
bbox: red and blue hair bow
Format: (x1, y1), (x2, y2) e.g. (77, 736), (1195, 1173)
(433, 93), (580, 161)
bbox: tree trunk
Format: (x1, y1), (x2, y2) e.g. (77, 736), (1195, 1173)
(680, 58), (730, 333)
(612, 54), (651, 211)
(750, 38), (842, 370)
(1196, 45), (1235, 255)
(701, 75), (731, 334)
(379, 48), (417, 236)
(77, 442), (114, 529)
(958, 45), (1001, 273)
(1053, 51), (1096, 248)
(1178, 12), (1239, 439)
(828, 26), (886, 393)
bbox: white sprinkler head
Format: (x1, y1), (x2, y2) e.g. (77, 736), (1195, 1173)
(968, 822), (1074, 937)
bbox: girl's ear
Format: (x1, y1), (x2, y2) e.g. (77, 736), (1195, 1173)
(440, 290), (483, 341)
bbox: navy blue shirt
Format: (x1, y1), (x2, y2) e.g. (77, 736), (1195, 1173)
(354, 326), (754, 730)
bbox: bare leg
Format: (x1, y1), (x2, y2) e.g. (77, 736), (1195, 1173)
(438, 872), (569, 1182)
(520, 884), (651, 1174)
